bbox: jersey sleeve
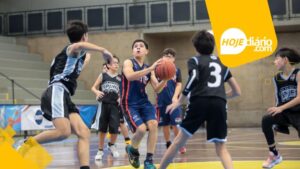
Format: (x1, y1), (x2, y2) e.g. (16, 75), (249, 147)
(224, 68), (232, 82)
(176, 68), (182, 83)
(182, 57), (199, 96)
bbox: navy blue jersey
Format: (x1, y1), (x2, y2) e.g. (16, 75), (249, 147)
(121, 58), (151, 106)
(49, 45), (86, 95)
(157, 68), (182, 106)
(273, 68), (300, 106)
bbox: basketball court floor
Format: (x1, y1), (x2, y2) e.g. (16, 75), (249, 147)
(40, 128), (300, 169)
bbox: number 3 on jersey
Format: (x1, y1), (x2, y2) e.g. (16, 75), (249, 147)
(208, 62), (221, 88)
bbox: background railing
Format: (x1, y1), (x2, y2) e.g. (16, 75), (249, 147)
(0, 71), (40, 104)
(0, 0), (299, 36)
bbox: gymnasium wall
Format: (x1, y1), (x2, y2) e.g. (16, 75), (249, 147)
(0, 0), (139, 12)
(16, 31), (300, 127)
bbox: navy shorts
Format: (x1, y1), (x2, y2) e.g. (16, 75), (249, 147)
(157, 105), (182, 126)
(122, 101), (157, 133)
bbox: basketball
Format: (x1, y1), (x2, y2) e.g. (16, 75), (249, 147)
(155, 58), (176, 80)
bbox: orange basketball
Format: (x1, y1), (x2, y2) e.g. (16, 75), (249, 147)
(155, 58), (176, 80)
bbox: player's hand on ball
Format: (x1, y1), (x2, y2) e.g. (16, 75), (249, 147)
(150, 58), (162, 71)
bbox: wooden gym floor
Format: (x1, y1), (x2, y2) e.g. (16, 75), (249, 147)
(39, 128), (300, 169)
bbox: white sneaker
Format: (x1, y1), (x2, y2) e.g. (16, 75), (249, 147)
(262, 152), (283, 169)
(95, 150), (104, 160)
(108, 144), (120, 158)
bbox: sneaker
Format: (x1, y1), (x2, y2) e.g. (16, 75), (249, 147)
(144, 160), (157, 169)
(95, 150), (104, 160)
(179, 147), (186, 154)
(108, 144), (120, 158)
(262, 152), (283, 168)
(125, 145), (140, 168)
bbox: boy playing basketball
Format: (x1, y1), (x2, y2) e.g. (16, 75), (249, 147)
(156, 48), (186, 153)
(17, 21), (112, 169)
(261, 48), (300, 169)
(159, 30), (241, 169)
(121, 39), (169, 169)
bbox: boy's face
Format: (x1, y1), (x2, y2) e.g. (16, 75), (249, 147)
(132, 42), (148, 58)
(163, 53), (175, 63)
(107, 58), (119, 72)
(274, 56), (287, 71)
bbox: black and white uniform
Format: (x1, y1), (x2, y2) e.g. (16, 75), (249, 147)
(180, 55), (232, 143)
(271, 69), (300, 135)
(41, 45), (86, 121)
(91, 73), (121, 134)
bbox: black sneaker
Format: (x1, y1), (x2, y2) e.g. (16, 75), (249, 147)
(125, 145), (140, 168)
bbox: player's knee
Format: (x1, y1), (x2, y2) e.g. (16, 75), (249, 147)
(261, 114), (272, 129)
(147, 120), (158, 130)
(58, 129), (71, 140)
(136, 124), (147, 134)
(75, 126), (90, 139)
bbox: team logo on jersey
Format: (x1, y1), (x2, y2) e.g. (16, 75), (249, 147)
(279, 86), (297, 102)
(140, 75), (149, 85)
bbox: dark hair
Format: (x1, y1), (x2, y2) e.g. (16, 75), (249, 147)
(107, 55), (120, 64)
(132, 39), (149, 49)
(162, 48), (176, 57)
(66, 21), (88, 43)
(275, 48), (300, 65)
(192, 30), (215, 55)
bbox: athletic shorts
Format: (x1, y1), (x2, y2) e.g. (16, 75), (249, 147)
(157, 105), (182, 126)
(180, 96), (227, 143)
(91, 102), (120, 134)
(41, 84), (79, 121)
(122, 101), (157, 133)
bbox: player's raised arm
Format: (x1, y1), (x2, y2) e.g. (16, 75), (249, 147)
(123, 59), (160, 81)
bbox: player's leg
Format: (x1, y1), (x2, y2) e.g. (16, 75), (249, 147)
(159, 129), (190, 169)
(170, 107), (186, 154)
(119, 107), (131, 144)
(33, 85), (72, 144)
(215, 142), (233, 169)
(159, 97), (206, 169)
(158, 105), (172, 149)
(123, 105), (145, 168)
(96, 103), (110, 160)
(69, 113), (91, 168)
(143, 102), (158, 168)
(107, 104), (121, 157)
(206, 98), (233, 169)
(261, 113), (287, 168)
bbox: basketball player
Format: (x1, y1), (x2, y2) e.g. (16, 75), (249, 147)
(156, 48), (186, 153)
(91, 56), (131, 160)
(121, 39), (169, 169)
(261, 48), (300, 169)
(159, 30), (241, 169)
(16, 21), (112, 169)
